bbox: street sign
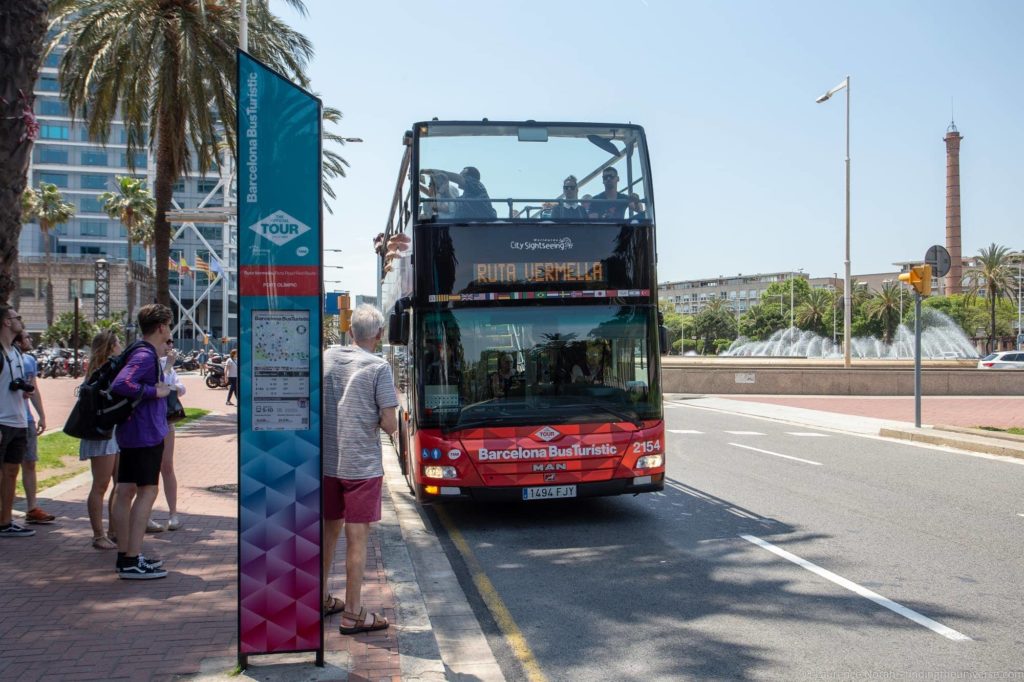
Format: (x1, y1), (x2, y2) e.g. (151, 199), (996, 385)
(925, 244), (951, 278)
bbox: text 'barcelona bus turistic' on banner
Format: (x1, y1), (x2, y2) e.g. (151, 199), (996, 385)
(237, 50), (323, 662)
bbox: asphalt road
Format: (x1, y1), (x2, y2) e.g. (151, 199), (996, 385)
(425, 401), (1024, 681)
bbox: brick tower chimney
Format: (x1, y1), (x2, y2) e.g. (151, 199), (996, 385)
(944, 122), (963, 294)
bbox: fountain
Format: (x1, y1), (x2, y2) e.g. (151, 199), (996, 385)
(722, 308), (979, 359)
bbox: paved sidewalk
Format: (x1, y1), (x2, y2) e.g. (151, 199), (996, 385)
(0, 375), (411, 681)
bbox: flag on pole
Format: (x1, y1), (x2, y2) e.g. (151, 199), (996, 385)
(179, 256), (191, 277)
(168, 256), (179, 273)
(210, 257), (223, 276)
(195, 254), (211, 275)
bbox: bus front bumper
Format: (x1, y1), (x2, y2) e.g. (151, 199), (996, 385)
(422, 473), (664, 503)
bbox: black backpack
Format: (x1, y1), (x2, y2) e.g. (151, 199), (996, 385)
(63, 341), (158, 441)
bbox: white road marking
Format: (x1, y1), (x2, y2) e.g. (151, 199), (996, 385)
(729, 442), (823, 466)
(787, 432), (829, 437)
(740, 535), (972, 642)
(668, 429), (703, 434)
(1018, 513), (1024, 518)
(725, 430), (765, 436)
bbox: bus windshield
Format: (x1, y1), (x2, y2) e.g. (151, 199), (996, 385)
(416, 122), (653, 223)
(416, 305), (660, 430)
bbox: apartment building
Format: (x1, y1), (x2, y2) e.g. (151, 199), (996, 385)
(658, 271), (808, 316)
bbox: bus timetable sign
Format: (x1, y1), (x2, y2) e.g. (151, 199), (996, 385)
(237, 50), (323, 665)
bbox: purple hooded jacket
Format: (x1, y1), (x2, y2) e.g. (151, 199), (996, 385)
(111, 341), (167, 449)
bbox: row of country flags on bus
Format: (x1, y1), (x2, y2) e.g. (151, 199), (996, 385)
(168, 254), (224, 277)
(427, 289), (650, 303)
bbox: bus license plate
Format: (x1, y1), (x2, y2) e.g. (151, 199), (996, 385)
(522, 485), (577, 501)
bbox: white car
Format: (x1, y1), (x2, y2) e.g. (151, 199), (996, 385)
(977, 351), (1024, 369)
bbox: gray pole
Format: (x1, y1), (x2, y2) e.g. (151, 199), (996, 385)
(914, 292), (922, 428)
(843, 75), (852, 368)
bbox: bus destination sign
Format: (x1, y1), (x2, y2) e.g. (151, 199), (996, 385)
(416, 223), (653, 300)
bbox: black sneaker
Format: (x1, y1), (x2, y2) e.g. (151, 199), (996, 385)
(117, 556), (168, 580)
(0, 523), (36, 538)
(139, 554), (163, 569)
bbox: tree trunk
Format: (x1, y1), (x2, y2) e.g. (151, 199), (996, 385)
(0, 1), (49, 304)
(153, 111), (176, 308)
(125, 235), (134, 321)
(989, 291), (997, 353)
(42, 223), (53, 326)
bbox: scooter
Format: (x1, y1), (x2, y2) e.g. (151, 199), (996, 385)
(205, 361), (226, 389)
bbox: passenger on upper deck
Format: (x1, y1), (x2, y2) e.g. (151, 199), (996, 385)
(551, 175), (588, 220)
(421, 166), (497, 220)
(628, 193), (647, 222)
(587, 167), (628, 221)
(419, 171), (461, 220)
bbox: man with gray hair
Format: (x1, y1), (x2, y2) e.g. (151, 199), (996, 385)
(322, 304), (399, 634)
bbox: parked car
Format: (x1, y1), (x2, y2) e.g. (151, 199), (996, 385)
(977, 351), (1024, 369)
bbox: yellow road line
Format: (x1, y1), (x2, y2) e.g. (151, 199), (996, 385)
(436, 506), (549, 682)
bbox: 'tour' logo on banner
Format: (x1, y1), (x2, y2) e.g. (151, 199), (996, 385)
(249, 210), (311, 246)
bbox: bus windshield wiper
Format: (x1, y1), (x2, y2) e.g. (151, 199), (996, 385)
(441, 413), (526, 434)
(558, 400), (643, 427)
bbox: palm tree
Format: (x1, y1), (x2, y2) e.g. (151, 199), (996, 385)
(21, 182), (75, 326)
(321, 106), (352, 214)
(795, 288), (834, 338)
(861, 281), (903, 344)
(50, 0), (314, 306)
(0, 2), (50, 304)
(694, 298), (737, 354)
(963, 243), (1018, 353)
(100, 176), (155, 321)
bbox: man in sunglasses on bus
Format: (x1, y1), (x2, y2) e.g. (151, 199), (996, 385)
(587, 167), (628, 221)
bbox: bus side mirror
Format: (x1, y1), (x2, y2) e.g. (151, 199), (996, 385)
(388, 297), (411, 345)
(659, 325), (669, 354)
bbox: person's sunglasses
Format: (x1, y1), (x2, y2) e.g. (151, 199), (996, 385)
(563, 184), (576, 190)
(8, 315), (21, 321)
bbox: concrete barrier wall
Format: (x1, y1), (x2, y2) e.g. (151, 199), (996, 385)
(661, 358), (1022, 395)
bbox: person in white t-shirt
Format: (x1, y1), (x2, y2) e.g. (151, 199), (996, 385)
(224, 349), (238, 406)
(0, 306), (33, 537)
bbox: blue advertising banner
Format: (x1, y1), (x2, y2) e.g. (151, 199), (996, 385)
(236, 50), (322, 659)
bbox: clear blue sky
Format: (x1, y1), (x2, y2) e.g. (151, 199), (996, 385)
(277, 0), (1024, 299)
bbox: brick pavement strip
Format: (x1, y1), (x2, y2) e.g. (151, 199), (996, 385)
(4, 375), (408, 680)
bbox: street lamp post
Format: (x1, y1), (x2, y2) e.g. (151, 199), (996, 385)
(817, 76), (852, 367)
(790, 269), (804, 329)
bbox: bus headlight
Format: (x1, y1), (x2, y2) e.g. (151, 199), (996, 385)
(424, 465), (458, 480)
(635, 454), (663, 469)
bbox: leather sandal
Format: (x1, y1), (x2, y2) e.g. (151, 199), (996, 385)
(92, 535), (117, 550)
(338, 607), (389, 635)
(322, 594), (345, 617)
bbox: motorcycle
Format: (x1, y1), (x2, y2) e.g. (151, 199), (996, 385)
(205, 361), (226, 389)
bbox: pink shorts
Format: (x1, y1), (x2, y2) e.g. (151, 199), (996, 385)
(323, 476), (382, 523)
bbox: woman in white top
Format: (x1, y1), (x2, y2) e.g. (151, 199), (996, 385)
(151, 340), (186, 531)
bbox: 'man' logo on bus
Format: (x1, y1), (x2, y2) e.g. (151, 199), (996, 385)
(532, 463), (567, 472)
(249, 210), (310, 246)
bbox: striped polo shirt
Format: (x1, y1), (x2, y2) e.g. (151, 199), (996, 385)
(323, 345), (399, 480)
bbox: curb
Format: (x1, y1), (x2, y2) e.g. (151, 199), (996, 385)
(382, 440), (506, 681)
(878, 427), (1024, 460)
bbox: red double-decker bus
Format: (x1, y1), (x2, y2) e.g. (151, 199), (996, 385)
(379, 120), (664, 502)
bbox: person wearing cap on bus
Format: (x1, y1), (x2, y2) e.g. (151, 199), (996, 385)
(421, 166), (496, 220)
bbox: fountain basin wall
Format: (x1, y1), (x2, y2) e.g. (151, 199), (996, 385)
(662, 357), (1021, 396)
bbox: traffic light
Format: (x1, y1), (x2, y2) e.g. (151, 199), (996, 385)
(898, 264), (932, 296)
(339, 309), (353, 333)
